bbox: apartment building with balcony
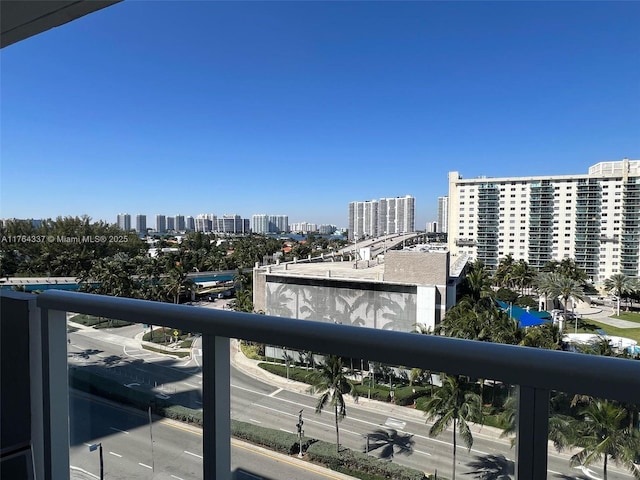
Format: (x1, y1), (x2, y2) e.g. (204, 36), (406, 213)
(349, 195), (416, 241)
(447, 158), (640, 282)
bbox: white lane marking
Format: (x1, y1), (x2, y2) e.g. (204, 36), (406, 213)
(139, 463), (153, 469)
(414, 449), (432, 456)
(171, 475), (185, 480)
(279, 428), (294, 434)
(257, 404), (362, 437)
(268, 387), (283, 397)
(184, 450), (203, 459)
(231, 383), (273, 396)
(183, 382), (199, 388)
(384, 417), (407, 429)
(70, 466), (99, 479)
(110, 427), (129, 434)
(249, 419), (262, 424)
(109, 451), (122, 457)
(83, 443), (93, 447)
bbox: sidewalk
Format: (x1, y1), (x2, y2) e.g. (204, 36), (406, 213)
(574, 304), (640, 329)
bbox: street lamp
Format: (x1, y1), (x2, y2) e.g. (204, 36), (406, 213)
(89, 443), (104, 480)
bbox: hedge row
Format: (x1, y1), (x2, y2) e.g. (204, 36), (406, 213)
(306, 439), (427, 480)
(258, 363), (432, 407)
(258, 362), (315, 384)
(70, 314), (134, 329)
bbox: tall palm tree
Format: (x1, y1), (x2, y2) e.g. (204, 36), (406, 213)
(423, 374), (483, 480)
(604, 273), (637, 316)
(463, 261), (493, 302)
(510, 259), (536, 296)
(307, 355), (357, 454)
(494, 255), (516, 288)
(570, 400), (640, 480)
(541, 273), (586, 328)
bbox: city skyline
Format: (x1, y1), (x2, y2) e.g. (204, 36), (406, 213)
(1, 2), (638, 227)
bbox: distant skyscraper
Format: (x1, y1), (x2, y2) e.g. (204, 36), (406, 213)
(319, 224), (336, 235)
(216, 215), (250, 234)
(186, 216), (195, 231)
(290, 222), (318, 234)
(117, 213), (131, 232)
(437, 196), (448, 234)
(174, 215), (185, 232)
(166, 217), (175, 231)
(349, 195), (415, 240)
(253, 214), (289, 234)
(135, 214), (147, 234)
(252, 214), (269, 234)
(427, 221), (438, 233)
(195, 214), (212, 232)
(348, 200), (378, 241)
(155, 214), (166, 233)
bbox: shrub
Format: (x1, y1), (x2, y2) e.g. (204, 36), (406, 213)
(306, 440), (427, 480)
(231, 419), (303, 455)
(258, 362), (314, 384)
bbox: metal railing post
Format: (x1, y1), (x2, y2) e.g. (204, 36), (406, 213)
(40, 307), (70, 480)
(515, 385), (549, 480)
(202, 335), (231, 480)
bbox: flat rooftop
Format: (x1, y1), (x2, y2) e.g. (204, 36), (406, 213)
(261, 259), (387, 282)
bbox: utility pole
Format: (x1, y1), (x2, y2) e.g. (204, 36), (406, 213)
(296, 409), (304, 457)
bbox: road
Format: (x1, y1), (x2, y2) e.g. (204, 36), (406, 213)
(70, 391), (350, 480)
(68, 326), (634, 480)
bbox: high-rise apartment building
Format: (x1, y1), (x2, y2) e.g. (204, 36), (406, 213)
(252, 214), (289, 234)
(349, 195), (415, 240)
(348, 200), (378, 241)
(437, 196), (448, 233)
(166, 217), (175, 232)
(186, 216), (195, 231)
(195, 214), (212, 232)
(290, 222), (317, 234)
(135, 214), (147, 234)
(117, 213), (131, 232)
(174, 215), (185, 232)
(155, 214), (166, 233)
(216, 215), (250, 234)
(447, 158), (640, 282)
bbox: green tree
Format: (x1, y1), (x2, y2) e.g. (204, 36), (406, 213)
(569, 400), (640, 480)
(604, 273), (637, 316)
(307, 355), (358, 454)
(423, 374), (483, 480)
(494, 255), (516, 289)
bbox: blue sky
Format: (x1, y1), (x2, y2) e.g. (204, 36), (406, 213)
(1, 1), (638, 229)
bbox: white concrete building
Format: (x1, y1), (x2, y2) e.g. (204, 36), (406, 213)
(447, 158), (640, 282)
(117, 213), (131, 232)
(348, 195), (415, 241)
(437, 196), (448, 233)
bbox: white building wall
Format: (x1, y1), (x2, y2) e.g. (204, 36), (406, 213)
(448, 159), (640, 283)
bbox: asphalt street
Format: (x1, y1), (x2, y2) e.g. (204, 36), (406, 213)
(67, 322), (635, 480)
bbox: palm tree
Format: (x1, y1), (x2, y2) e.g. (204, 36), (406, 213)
(603, 273), (637, 316)
(494, 255), (516, 288)
(307, 355), (358, 454)
(462, 261), (493, 302)
(540, 273), (585, 329)
(510, 259), (536, 296)
(423, 374), (483, 480)
(569, 400), (640, 480)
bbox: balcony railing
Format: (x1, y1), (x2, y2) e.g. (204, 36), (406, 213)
(10, 289), (640, 480)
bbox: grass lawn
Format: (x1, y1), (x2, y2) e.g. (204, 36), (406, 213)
(610, 311), (640, 323)
(578, 318), (640, 343)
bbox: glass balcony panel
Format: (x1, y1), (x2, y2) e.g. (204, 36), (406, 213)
(67, 314), (205, 480)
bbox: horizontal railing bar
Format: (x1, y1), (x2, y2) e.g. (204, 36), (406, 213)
(38, 290), (640, 403)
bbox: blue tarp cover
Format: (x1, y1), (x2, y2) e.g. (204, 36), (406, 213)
(495, 300), (551, 327)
